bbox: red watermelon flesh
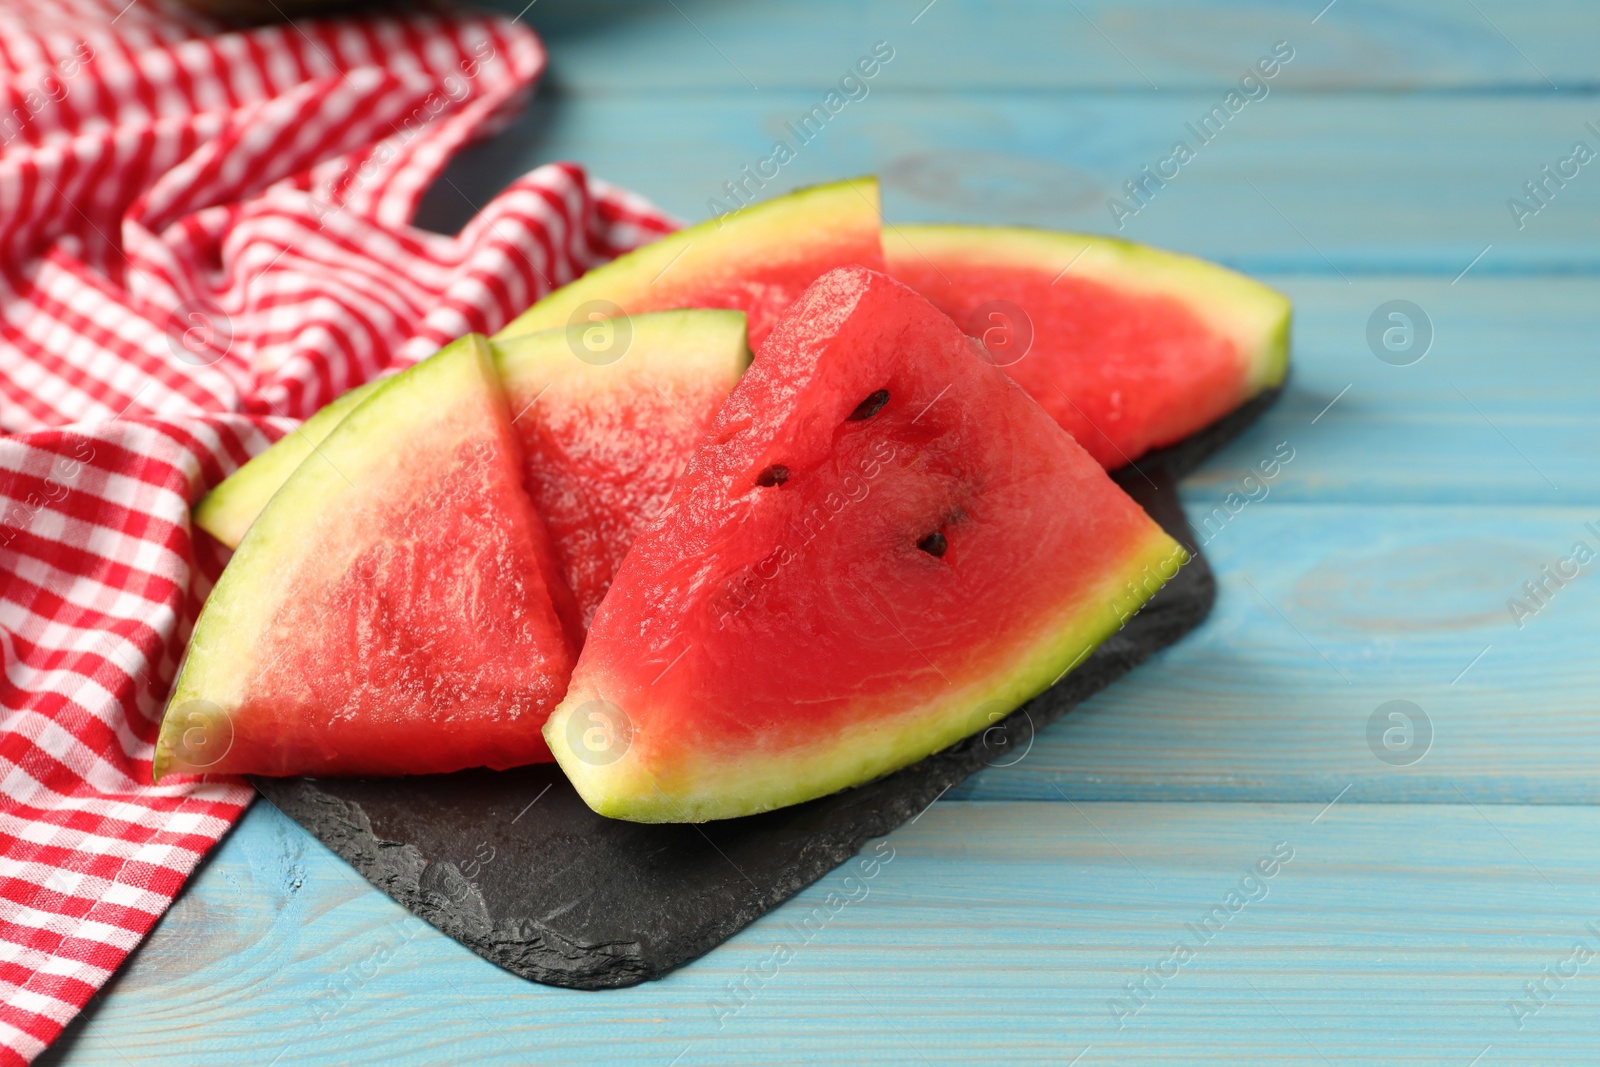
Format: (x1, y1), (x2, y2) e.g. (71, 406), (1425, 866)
(153, 335), (574, 780)
(544, 267), (1186, 822)
(885, 225), (1290, 469)
(494, 309), (752, 632)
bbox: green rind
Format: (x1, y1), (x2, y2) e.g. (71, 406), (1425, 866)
(154, 335), (497, 782)
(884, 224), (1292, 393)
(192, 378), (384, 549)
(491, 308), (752, 397)
(544, 528), (1187, 823)
(493, 177), (881, 340)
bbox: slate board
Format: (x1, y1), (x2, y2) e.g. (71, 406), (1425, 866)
(252, 389), (1277, 990)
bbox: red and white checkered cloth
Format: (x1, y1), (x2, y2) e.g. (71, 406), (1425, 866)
(0, 2), (674, 1061)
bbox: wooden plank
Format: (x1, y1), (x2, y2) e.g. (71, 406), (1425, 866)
(1183, 275), (1598, 504)
(42, 801), (1600, 1065)
(958, 502), (1600, 803)
(433, 91), (1600, 273)
(493, 0), (1597, 92)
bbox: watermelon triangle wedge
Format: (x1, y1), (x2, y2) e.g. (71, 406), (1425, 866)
(154, 334), (575, 780)
(544, 267), (1188, 822)
(884, 225), (1290, 469)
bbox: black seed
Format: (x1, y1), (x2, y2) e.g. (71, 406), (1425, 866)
(917, 531), (948, 558)
(847, 389), (890, 421)
(757, 464), (790, 487)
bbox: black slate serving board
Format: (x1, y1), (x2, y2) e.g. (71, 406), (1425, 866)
(253, 389), (1277, 990)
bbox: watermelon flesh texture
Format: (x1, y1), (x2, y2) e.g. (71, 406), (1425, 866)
(884, 225), (1290, 469)
(496, 177), (884, 349)
(545, 268), (1187, 823)
(495, 309), (751, 632)
(154, 335), (575, 780)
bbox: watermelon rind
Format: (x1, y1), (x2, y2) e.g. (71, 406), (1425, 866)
(492, 308), (751, 407)
(192, 377), (383, 549)
(494, 176), (881, 340)
(154, 334), (503, 782)
(547, 528), (1185, 823)
(883, 224), (1291, 394)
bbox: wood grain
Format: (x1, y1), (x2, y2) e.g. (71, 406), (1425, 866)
(428, 90), (1600, 274)
(43, 801), (1600, 1066)
(503, 0), (1597, 92)
(959, 502), (1600, 803)
(1181, 276), (1598, 505)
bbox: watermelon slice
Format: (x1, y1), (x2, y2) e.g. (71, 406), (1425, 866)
(153, 334), (575, 781)
(193, 378), (382, 548)
(544, 267), (1187, 822)
(495, 309), (751, 630)
(496, 177), (884, 348)
(883, 225), (1290, 469)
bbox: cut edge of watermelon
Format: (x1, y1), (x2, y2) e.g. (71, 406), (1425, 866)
(193, 378), (385, 550)
(883, 224), (1291, 394)
(155, 334), (502, 783)
(493, 176), (881, 340)
(545, 525), (1187, 823)
(491, 308), (752, 398)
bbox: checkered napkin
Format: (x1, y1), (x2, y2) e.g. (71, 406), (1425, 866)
(0, 3), (673, 1060)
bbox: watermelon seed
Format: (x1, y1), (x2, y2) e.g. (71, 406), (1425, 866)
(917, 531), (948, 558)
(847, 389), (890, 421)
(757, 464), (790, 487)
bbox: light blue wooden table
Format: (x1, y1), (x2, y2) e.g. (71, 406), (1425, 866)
(42, 1), (1600, 1063)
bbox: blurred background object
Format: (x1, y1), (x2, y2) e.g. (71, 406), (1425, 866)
(172, 0), (393, 20)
